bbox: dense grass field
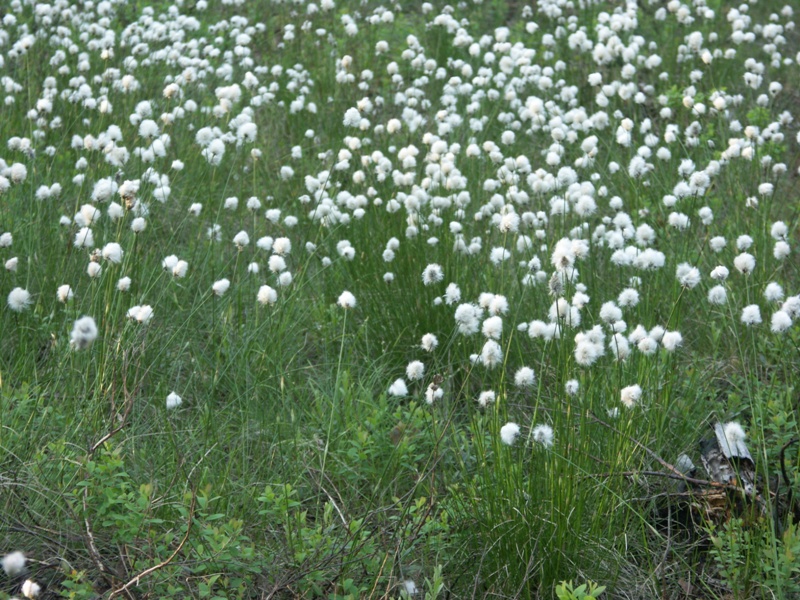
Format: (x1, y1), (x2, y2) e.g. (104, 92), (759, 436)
(1, 0), (799, 597)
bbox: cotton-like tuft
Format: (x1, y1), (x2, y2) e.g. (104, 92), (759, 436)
(771, 310), (792, 333)
(102, 242), (123, 263)
(388, 378), (408, 397)
(764, 282), (784, 303)
(232, 231), (250, 248)
(477, 391), (496, 407)
(127, 305), (153, 323)
(166, 392), (183, 409)
(662, 331), (683, 351)
(621, 384), (642, 408)
(57, 285), (74, 303)
(482, 316), (503, 339)
(406, 360), (424, 381)
(733, 252), (755, 275)
(22, 579), (41, 598)
(741, 305), (762, 326)
(723, 422), (746, 446)
(70, 316), (98, 350)
(480, 340), (503, 368)
(454, 303), (481, 335)
(420, 333), (438, 352)
(2, 551), (26, 577)
(257, 285), (278, 305)
(337, 290), (356, 309)
(74, 227), (94, 248)
(8, 287), (31, 312)
(212, 279), (231, 297)
(532, 424), (554, 448)
(514, 367), (535, 387)
(500, 422), (521, 446)
(444, 282), (461, 305)
(422, 263), (444, 285)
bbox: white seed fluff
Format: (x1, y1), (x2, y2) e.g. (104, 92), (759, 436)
(212, 279), (231, 296)
(532, 424), (554, 448)
(388, 378), (408, 397)
(166, 392), (183, 409)
(500, 422), (521, 446)
(2, 551), (26, 577)
(741, 304), (762, 326)
(514, 366), (536, 387)
(7, 287), (31, 312)
(406, 360), (425, 381)
(621, 384), (642, 408)
(337, 290), (356, 309)
(70, 316), (98, 350)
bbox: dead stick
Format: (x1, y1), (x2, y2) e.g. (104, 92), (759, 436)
(82, 487), (113, 583)
(589, 411), (729, 487)
(587, 469), (736, 489)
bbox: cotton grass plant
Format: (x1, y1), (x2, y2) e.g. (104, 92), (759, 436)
(1, 0), (800, 597)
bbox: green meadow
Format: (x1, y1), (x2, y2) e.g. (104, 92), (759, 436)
(1, 0), (799, 597)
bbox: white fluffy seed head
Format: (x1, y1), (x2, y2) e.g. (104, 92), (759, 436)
(166, 392), (182, 409)
(56, 284), (74, 303)
(7, 287), (31, 312)
(514, 366), (536, 387)
(257, 285), (278, 305)
(388, 378), (408, 397)
(723, 422), (746, 446)
(212, 278), (230, 296)
(70, 316), (98, 350)
(741, 304), (762, 326)
(771, 310), (792, 333)
(421, 333), (438, 352)
(406, 360), (424, 381)
(337, 290), (356, 309)
(500, 422), (520, 446)
(733, 252), (755, 275)
(620, 384), (642, 408)
(482, 316), (503, 339)
(2, 551), (26, 577)
(532, 424), (554, 448)
(21, 579), (40, 598)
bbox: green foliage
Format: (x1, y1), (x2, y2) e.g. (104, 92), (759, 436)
(708, 518), (800, 600)
(57, 570), (97, 600)
(423, 564), (446, 600)
(556, 580), (607, 600)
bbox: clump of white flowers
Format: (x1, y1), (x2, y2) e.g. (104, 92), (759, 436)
(127, 305), (154, 323)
